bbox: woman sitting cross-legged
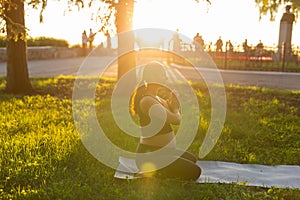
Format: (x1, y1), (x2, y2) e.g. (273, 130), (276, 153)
(131, 61), (201, 180)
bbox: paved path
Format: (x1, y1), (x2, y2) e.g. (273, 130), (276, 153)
(171, 64), (300, 91)
(0, 56), (121, 77)
(0, 56), (299, 90)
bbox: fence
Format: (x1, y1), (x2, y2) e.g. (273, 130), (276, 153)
(178, 42), (300, 72)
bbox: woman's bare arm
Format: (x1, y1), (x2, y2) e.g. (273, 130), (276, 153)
(139, 96), (181, 125)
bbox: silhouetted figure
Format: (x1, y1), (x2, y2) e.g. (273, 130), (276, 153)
(207, 42), (212, 52)
(168, 29), (182, 64)
(82, 30), (88, 56)
(243, 39), (250, 53)
(88, 28), (95, 50)
(243, 39), (250, 65)
(215, 36), (223, 52)
(104, 30), (112, 55)
(256, 40), (264, 56)
(226, 40), (233, 52)
(170, 29), (182, 53)
(193, 33), (204, 52)
(105, 30), (111, 50)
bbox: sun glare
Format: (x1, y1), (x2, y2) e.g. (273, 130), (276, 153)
(26, 1), (112, 46)
(133, 0), (203, 48)
(132, 0), (296, 47)
(133, 0), (202, 34)
(24, 0), (300, 47)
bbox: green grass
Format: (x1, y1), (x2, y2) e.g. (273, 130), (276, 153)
(0, 77), (300, 199)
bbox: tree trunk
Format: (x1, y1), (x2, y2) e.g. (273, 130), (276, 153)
(5, 0), (33, 94)
(116, 0), (136, 85)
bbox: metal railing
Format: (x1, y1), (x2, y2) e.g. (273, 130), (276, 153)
(176, 42), (300, 72)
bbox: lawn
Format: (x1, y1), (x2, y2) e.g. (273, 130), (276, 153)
(0, 76), (299, 199)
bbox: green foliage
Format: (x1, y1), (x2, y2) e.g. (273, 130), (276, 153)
(0, 36), (5, 47)
(0, 77), (299, 199)
(255, 0), (299, 20)
(0, 36), (69, 47)
(27, 37), (69, 47)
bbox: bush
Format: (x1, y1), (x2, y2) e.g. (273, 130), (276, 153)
(0, 37), (6, 47)
(27, 37), (69, 47)
(0, 36), (69, 47)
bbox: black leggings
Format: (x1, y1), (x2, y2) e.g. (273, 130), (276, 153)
(136, 143), (201, 180)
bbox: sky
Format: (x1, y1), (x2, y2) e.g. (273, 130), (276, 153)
(25, 0), (300, 48)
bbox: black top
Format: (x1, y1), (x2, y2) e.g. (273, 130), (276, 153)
(135, 93), (172, 136)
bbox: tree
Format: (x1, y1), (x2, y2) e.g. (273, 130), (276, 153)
(114, 0), (136, 83)
(0, 0), (136, 94)
(1, 0), (48, 94)
(3, 0), (33, 94)
(255, 0), (299, 20)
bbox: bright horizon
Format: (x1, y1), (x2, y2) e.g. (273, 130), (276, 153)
(25, 0), (300, 49)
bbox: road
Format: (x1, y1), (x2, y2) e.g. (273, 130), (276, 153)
(0, 56), (299, 90)
(171, 63), (300, 91)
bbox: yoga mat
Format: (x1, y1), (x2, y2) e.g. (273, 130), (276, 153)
(114, 157), (300, 189)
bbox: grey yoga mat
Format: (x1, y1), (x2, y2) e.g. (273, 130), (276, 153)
(114, 157), (300, 189)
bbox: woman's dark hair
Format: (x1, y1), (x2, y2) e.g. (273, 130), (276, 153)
(142, 61), (166, 82)
(130, 61), (166, 115)
(130, 83), (146, 116)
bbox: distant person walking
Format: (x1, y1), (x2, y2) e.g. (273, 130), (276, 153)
(243, 39), (250, 65)
(243, 39), (250, 53)
(215, 36), (223, 52)
(170, 29), (182, 53)
(88, 28), (96, 50)
(105, 30), (111, 50)
(104, 30), (112, 55)
(226, 40), (233, 53)
(82, 30), (88, 56)
(169, 29), (182, 64)
(207, 42), (212, 52)
(193, 33), (204, 52)
(255, 40), (264, 57)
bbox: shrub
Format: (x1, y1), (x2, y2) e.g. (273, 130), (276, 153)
(0, 36), (6, 47)
(0, 36), (69, 47)
(27, 37), (69, 47)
